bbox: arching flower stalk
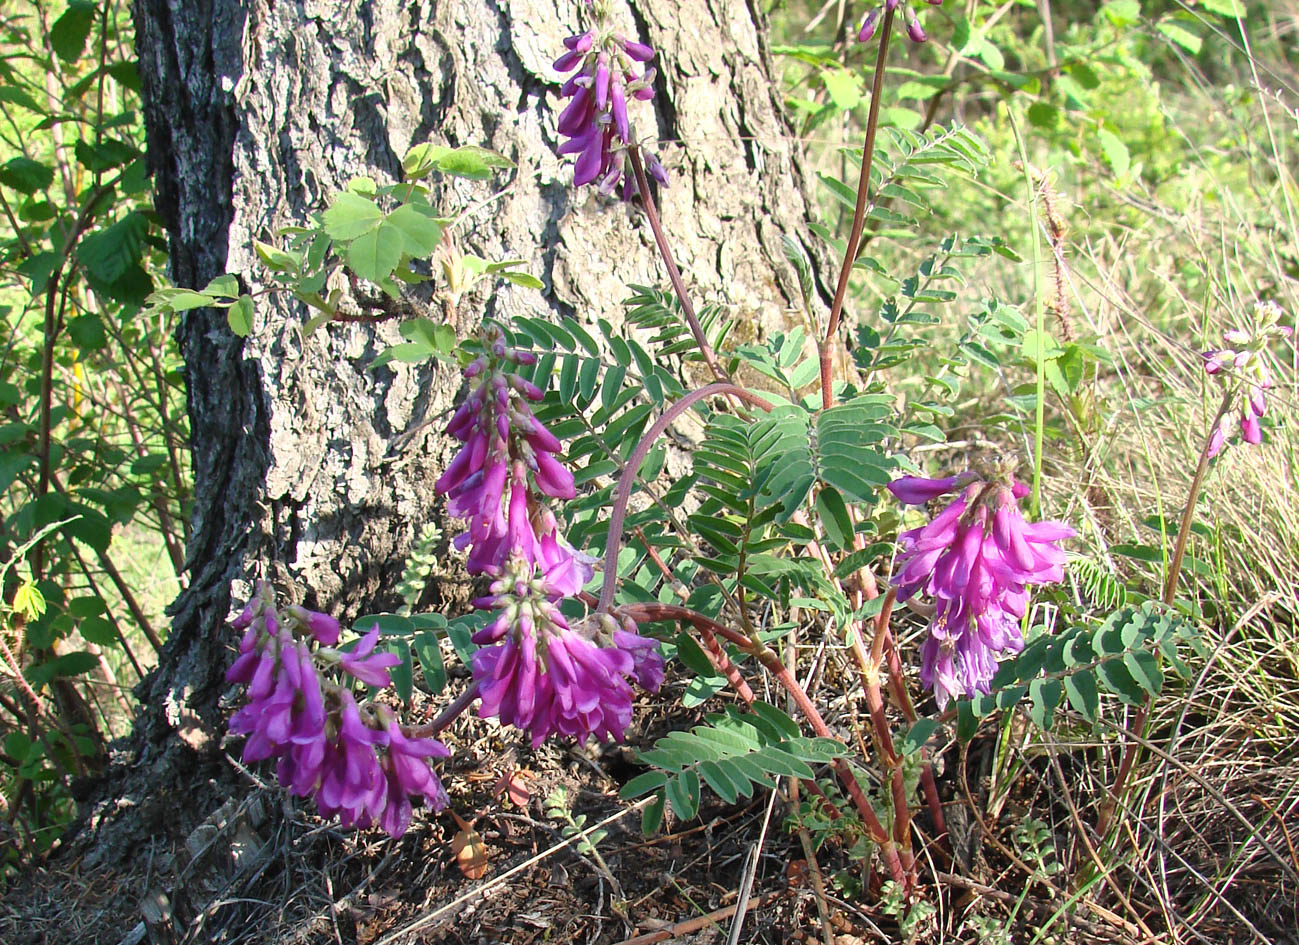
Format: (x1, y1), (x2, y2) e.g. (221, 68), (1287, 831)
(437, 326), (664, 743)
(225, 581), (449, 838)
(553, 2), (668, 198)
(888, 464), (1074, 707)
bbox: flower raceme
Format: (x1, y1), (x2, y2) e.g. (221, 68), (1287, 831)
(888, 470), (1074, 708)
(225, 581), (449, 838)
(1201, 299), (1291, 457)
(553, 9), (668, 197)
(437, 327), (664, 744)
(470, 555), (664, 747)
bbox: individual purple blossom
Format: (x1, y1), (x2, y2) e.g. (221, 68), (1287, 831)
(553, 12), (668, 197)
(224, 581), (450, 838)
(857, 0), (940, 45)
(337, 624), (402, 687)
(1200, 299), (1290, 458)
(888, 466), (1074, 706)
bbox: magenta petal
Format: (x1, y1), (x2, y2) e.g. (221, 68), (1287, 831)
(611, 82), (629, 142)
(1241, 412), (1262, 444)
(888, 474), (960, 505)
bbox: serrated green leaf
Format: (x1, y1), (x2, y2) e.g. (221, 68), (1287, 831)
(51, 651), (98, 677)
(51, 1), (96, 62)
(347, 222), (404, 283)
(78, 616), (116, 646)
(0, 156), (54, 194)
(386, 203), (444, 257)
(77, 213), (148, 283)
(323, 191), (384, 241)
(227, 295), (254, 337)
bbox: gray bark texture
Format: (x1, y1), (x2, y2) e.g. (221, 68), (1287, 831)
(84, 0), (822, 884)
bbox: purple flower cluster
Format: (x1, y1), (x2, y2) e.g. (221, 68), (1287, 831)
(471, 556), (665, 747)
(1201, 299), (1291, 457)
(437, 326), (664, 743)
(554, 13), (668, 198)
(858, 0), (943, 45)
(226, 581), (449, 838)
(888, 469), (1074, 708)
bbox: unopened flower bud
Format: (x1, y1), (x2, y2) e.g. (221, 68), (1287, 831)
(907, 17), (927, 42)
(857, 9), (879, 43)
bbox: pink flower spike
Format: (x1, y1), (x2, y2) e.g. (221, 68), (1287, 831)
(563, 31), (595, 53)
(340, 625), (401, 688)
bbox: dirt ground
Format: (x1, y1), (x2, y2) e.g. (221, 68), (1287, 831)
(3, 665), (1296, 945)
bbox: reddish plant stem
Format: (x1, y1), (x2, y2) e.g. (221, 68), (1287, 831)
(406, 681), (481, 739)
(796, 517), (946, 842)
(628, 146), (728, 384)
(617, 601), (907, 885)
(1097, 388), (1234, 840)
(818, 6), (895, 411)
(881, 625), (948, 841)
(597, 383), (774, 613)
(697, 624), (756, 704)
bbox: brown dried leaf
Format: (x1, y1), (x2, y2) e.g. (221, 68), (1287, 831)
(493, 768), (533, 807)
(452, 828), (489, 879)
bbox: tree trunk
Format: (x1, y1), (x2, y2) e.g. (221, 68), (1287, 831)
(86, 0), (820, 869)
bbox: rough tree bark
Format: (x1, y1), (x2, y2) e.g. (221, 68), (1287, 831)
(85, 0), (824, 880)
